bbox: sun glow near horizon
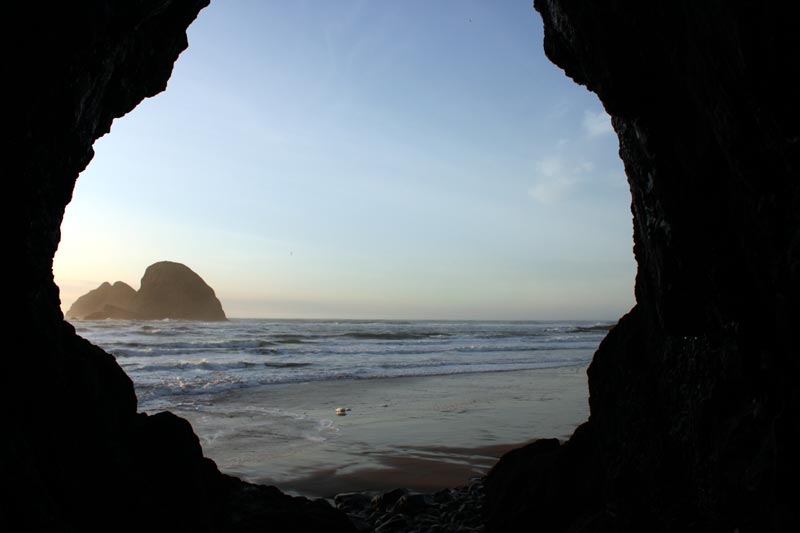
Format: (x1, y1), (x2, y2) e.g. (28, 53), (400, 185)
(54, 0), (635, 322)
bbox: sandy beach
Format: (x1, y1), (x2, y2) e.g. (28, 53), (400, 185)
(170, 365), (589, 498)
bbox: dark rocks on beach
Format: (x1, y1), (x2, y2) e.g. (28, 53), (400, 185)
(336, 480), (486, 533)
(484, 426), (603, 531)
(372, 488), (410, 513)
(220, 477), (357, 533)
(335, 492), (375, 515)
(392, 493), (435, 516)
(66, 261), (227, 321)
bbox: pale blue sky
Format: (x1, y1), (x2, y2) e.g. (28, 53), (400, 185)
(55, 0), (635, 320)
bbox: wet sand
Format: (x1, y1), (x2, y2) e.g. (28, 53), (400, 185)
(170, 366), (589, 498)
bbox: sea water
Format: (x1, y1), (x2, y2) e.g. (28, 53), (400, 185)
(71, 319), (609, 412)
(71, 318), (608, 490)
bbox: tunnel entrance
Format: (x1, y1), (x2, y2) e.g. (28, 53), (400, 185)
(54, 1), (633, 499)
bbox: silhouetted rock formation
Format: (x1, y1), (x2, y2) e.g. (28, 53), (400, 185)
(85, 305), (142, 320)
(134, 261), (226, 320)
(6, 0), (799, 531)
(67, 281), (137, 319)
(3, 2), (353, 532)
(485, 1), (800, 531)
(67, 262), (227, 321)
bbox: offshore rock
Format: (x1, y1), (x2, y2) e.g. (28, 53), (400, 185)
(67, 262), (226, 321)
(84, 304), (142, 320)
(66, 281), (137, 319)
(133, 261), (226, 321)
(486, 1), (800, 531)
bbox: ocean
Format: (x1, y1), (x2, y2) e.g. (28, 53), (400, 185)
(70, 318), (608, 493)
(72, 318), (609, 412)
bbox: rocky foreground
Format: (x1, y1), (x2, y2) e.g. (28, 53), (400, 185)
(334, 480), (486, 533)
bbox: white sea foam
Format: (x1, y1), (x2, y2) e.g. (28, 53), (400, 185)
(71, 318), (609, 411)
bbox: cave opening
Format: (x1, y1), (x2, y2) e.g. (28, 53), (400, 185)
(53, 1), (634, 498)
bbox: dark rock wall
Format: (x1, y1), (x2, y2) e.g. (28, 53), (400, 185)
(5, 0), (798, 531)
(3, 2), (353, 531)
(487, 1), (799, 531)
(5, 2), (212, 530)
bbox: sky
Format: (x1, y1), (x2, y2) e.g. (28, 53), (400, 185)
(54, 0), (636, 320)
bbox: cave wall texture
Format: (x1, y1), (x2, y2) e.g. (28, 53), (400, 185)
(2, 2), (354, 531)
(486, 1), (800, 531)
(3, 0), (799, 531)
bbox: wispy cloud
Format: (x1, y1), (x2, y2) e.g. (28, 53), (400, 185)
(582, 110), (614, 138)
(528, 156), (578, 204)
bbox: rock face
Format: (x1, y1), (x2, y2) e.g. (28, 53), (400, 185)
(335, 481), (487, 532)
(134, 261), (226, 320)
(486, 1), (800, 532)
(3, 2), (352, 532)
(67, 262), (227, 321)
(67, 281), (137, 319)
(6, 0), (799, 531)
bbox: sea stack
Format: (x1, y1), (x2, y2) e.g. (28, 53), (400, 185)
(66, 281), (137, 320)
(133, 261), (226, 321)
(66, 261), (226, 321)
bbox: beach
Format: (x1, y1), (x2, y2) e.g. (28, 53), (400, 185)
(170, 365), (590, 498)
(71, 318), (600, 499)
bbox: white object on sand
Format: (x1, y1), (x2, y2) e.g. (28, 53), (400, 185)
(335, 407), (347, 416)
